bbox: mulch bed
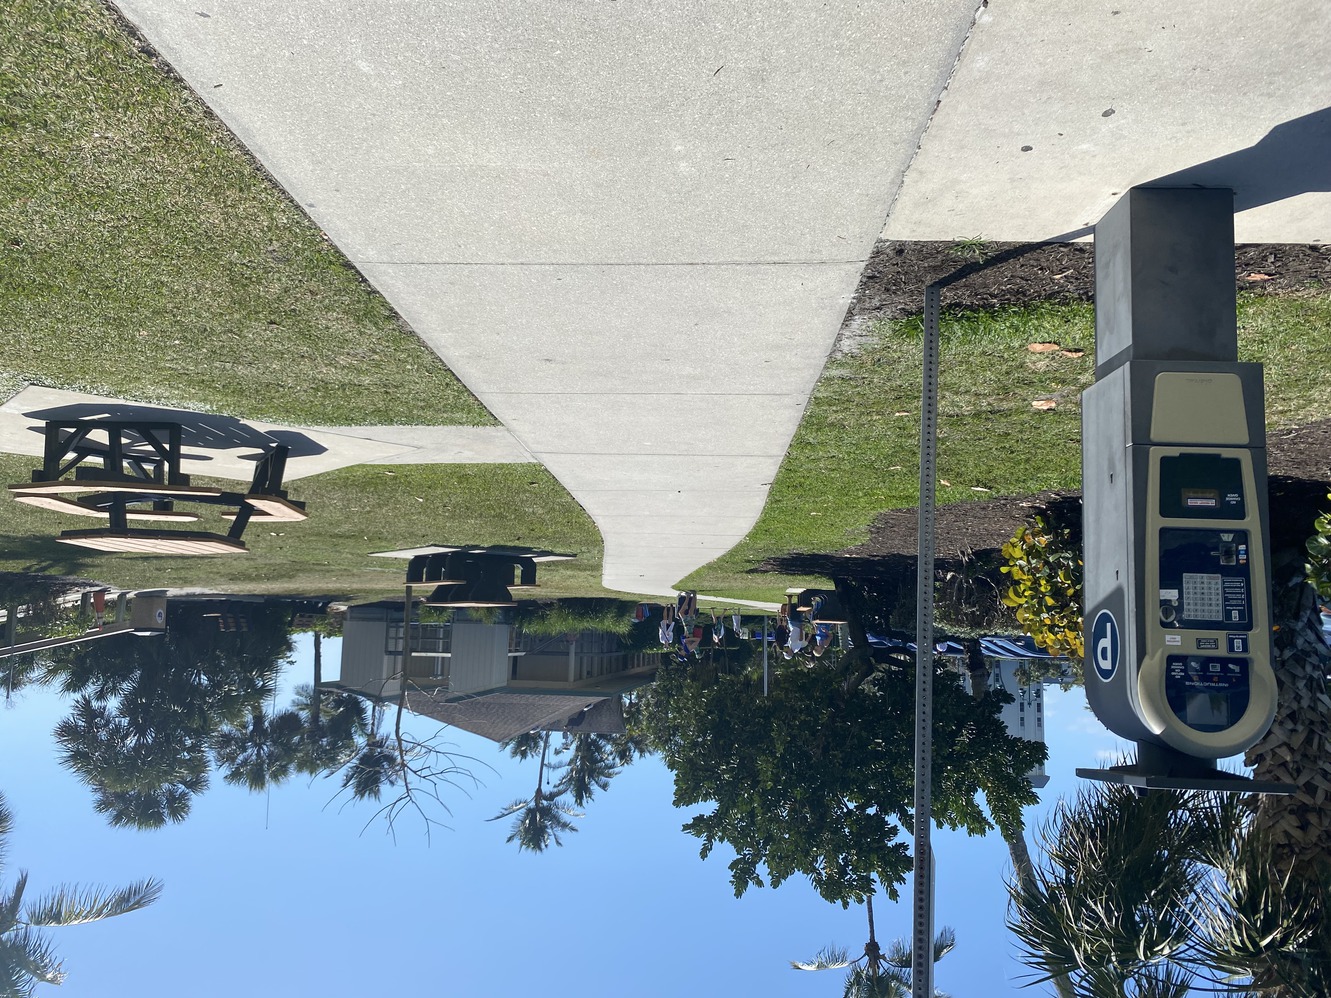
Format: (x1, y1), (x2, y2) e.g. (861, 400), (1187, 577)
(763, 239), (1331, 580)
(841, 239), (1331, 330)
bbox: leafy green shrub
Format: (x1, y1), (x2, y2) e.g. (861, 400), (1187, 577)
(1306, 493), (1331, 599)
(1000, 515), (1083, 660)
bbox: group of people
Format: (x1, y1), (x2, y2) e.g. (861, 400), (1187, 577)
(649, 591), (743, 664)
(773, 593), (837, 660)
(644, 589), (841, 664)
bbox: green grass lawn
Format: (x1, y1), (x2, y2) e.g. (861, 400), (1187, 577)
(683, 291), (1331, 601)
(0, 455), (619, 600)
(0, 0), (489, 427)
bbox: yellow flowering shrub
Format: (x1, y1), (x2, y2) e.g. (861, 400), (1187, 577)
(1000, 515), (1084, 660)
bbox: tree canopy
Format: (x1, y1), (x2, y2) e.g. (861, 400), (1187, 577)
(637, 655), (1045, 907)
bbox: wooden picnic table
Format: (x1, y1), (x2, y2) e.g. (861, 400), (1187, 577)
(8, 419), (306, 555)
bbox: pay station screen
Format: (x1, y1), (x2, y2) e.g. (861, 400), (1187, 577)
(1158, 527), (1252, 630)
(1165, 655), (1250, 733)
(1158, 453), (1246, 520)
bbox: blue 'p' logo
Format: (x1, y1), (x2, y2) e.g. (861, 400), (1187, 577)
(1091, 610), (1119, 682)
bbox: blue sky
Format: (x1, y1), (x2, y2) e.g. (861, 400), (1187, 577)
(0, 633), (1138, 998)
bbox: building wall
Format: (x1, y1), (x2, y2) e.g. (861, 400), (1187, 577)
(449, 620), (511, 694)
(341, 606), (394, 694)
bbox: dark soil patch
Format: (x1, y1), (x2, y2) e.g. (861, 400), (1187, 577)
(1268, 419), (1331, 482)
(840, 240), (1331, 334)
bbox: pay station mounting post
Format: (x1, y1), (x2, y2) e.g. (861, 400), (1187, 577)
(1078, 187), (1289, 794)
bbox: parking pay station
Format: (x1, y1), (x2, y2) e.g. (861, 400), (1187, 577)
(1079, 188), (1284, 792)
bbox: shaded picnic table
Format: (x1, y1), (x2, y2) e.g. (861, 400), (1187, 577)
(7, 419), (307, 555)
(373, 544), (576, 607)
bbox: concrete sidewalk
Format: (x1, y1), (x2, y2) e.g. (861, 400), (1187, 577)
(885, 1), (1331, 243)
(111, 0), (983, 595)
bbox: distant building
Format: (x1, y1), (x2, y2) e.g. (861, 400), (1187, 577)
(330, 602), (656, 744)
(987, 659), (1050, 790)
(948, 649), (1051, 790)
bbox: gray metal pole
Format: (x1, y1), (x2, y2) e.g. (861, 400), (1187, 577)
(763, 614), (769, 696)
(912, 285), (940, 998)
(402, 585), (414, 691)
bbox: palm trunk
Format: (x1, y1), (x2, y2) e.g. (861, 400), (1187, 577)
(863, 890), (882, 979)
(993, 804), (1076, 998)
(1246, 559), (1331, 877)
(534, 731), (550, 805)
(310, 631), (323, 737)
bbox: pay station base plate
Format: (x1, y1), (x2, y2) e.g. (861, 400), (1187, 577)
(1076, 765), (1293, 796)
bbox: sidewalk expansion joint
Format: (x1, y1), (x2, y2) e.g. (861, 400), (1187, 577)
(879, 0), (990, 233)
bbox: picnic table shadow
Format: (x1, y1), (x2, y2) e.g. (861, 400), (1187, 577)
(19, 401), (326, 468)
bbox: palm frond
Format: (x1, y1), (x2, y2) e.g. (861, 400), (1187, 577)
(502, 795), (581, 852)
(791, 945), (851, 971)
(845, 965), (909, 998)
(0, 872), (28, 934)
(933, 926), (957, 962)
(487, 799), (530, 822)
(0, 925), (66, 989)
(24, 878), (163, 927)
(1130, 963), (1195, 998)
(0, 794), (13, 874)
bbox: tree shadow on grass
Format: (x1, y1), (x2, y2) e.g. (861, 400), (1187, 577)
(0, 532), (114, 580)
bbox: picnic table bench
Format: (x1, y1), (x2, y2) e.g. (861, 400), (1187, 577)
(55, 530), (249, 555)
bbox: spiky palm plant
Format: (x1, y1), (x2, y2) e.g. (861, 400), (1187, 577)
(1008, 781), (1331, 996)
(0, 794), (162, 995)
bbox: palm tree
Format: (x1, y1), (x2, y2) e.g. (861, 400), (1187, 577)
(289, 633), (367, 778)
(0, 793), (162, 994)
(502, 731), (545, 762)
(488, 731), (581, 852)
(54, 695), (210, 829)
(553, 733), (621, 807)
(290, 685), (365, 778)
(211, 706), (303, 791)
(793, 889), (956, 998)
(338, 704), (400, 802)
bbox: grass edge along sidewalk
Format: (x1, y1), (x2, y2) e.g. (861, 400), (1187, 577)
(0, 0), (491, 428)
(681, 292), (1331, 603)
(0, 456), (621, 601)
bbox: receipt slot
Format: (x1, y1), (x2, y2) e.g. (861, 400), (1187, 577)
(1078, 188), (1284, 793)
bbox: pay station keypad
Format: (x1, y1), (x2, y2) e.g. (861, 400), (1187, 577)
(1159, 528), (1252, 631)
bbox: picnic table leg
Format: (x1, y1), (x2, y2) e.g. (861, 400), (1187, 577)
(250, 444), (290, 497)
(518, 558), (538, 587)
(107, 425), (123, 480)
(227, 502), (255, 541)
(39, 423), (63, 481)
(168, 424), (185, 485)
(108, 496), (128, 532)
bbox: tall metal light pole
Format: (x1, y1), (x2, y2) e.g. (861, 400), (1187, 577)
(912, 285), (940, 998)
